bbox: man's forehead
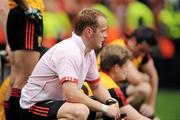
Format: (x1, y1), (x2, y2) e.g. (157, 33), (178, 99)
(97, 16), (107, 28)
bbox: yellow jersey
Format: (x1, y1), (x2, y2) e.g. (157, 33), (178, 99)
(82, 72), (119, 96)
(82, 72), (128, 106)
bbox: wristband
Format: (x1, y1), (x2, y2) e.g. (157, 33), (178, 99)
(101, 104), (109, 113)
(106, 98), (118, 105)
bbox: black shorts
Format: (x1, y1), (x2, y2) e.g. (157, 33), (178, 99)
(7, 7), (43, 51)
(20, 100), (65, 120)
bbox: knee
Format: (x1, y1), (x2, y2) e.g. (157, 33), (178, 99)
(137, 82), (151, 99)
(57, 103), (90, 120)
(74, 104), (90, 119)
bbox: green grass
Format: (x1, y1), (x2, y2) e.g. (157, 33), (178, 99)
(155, 89), (180, 120)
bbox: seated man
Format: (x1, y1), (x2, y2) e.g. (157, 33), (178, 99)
(19, 8), (121, 120)
(83, 45), (151, 120)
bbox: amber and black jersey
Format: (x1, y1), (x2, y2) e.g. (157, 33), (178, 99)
(82, 72), (128, 107)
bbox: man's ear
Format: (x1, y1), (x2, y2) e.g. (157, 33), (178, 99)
(113, 64), (120, 73)
(83, 27), (91, 37)
(84, 27), (92, 37)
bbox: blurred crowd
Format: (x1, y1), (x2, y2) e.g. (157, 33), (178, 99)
(0, 0), (180, 58)
(42, 0), (179, 60)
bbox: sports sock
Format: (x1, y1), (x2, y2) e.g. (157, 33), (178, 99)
(4, 101), (11, 120)
(9, 88), (21, 120)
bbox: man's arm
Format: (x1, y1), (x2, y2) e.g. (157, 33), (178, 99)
(121, 104), (151, 120)
(140, 59), (158, 116)
(87, 79), (151, 120)
(127, 61), (149, 85)
(0, 0), (10, 48)
(62, 81), (120, 118)
(0, 0), (8, 27)
(63, 81), (103, 111)
(140, 58), (158, 116)
(88, 81), (112, 103)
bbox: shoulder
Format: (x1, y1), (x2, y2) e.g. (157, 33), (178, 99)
(55, 39), (80, 54)
(100, 72), (119, 89)
(50, 39), (82, 63)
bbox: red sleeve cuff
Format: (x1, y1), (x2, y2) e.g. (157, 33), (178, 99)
(60, 77), (78, 84)
(85, 77), (100, 84)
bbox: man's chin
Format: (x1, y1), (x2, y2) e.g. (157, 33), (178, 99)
(99, 45), (102, 48)
(99, 43), (103, 48)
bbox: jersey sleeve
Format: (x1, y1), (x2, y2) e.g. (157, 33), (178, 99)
(85, 51), (100, 84)
(52, 51), (81, 84)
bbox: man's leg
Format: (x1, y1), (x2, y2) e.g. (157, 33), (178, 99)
(57, 102), (90, 120)
(9, 50), (40, 120)
(22, 100), (90, 120)
(4, 51), (15, 120)
(126, 82), (151, 110)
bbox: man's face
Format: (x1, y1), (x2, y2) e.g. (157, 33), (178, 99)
(91, 16), (108, 49)
(128, 38), (152, 56)
(115, 61), (129, 82)
(135, 41), (152, 56)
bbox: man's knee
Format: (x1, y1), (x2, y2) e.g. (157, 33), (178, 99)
(74, 104), (90, 119)
(126, 82), (151, 107)
(137, 82), (151, 99)
(127, 82), (151, 99)
(57, 103), (90, 120)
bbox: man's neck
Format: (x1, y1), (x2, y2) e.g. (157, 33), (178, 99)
(81, 35), (92, 55)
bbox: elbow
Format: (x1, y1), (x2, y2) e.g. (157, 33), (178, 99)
(152, 72), (159, 83)
(64, 91), (75, 102)
(155, 73), (159, 81)
(63, 90), (80, 102)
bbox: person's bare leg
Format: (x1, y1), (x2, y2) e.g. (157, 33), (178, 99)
(5, 51), (15, 101)
(4, 51), (15, 120)
(121, 104), (151, 120)
(13, 50), (40, 89)
(126, 82), (151, 109)
(9, 50), (40, 120)
(57, 102), (90, 120)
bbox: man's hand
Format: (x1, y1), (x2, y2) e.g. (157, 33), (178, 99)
(104, 104), (121, 120)
(25, 7), (42, 20)
(101, 98), (120, 120)
(140, 103), (154, 117)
